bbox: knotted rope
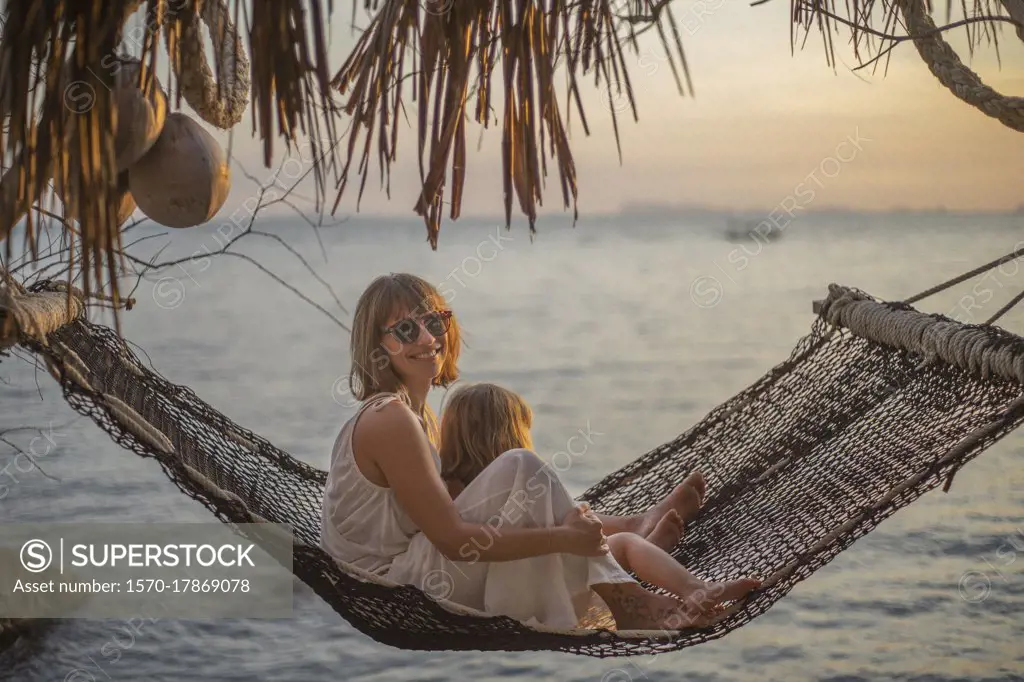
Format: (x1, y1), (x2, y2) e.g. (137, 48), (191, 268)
(898, 0), (1024, 132)
(821, 284), (1024, 385)
(0, 284), (85, 351)
(0, 276), (136, 353)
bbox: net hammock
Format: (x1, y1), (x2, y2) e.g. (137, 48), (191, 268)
(8, 271), (1024, 657)
(2, 0), (1023, 658)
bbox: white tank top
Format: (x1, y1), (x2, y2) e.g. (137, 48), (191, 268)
(320, 393), (441, 576)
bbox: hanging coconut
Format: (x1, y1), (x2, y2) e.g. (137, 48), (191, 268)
(128, 113), (231, 229)
(53, 168), (137, 228)
(58, 55), (167, 172)
(112, 58), (168, 171)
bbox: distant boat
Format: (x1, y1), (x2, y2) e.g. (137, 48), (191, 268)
(723, 217), (785, 243)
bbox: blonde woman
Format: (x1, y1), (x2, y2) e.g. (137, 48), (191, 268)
(439, 382), (761, 616)
(321, 273), (715, 630)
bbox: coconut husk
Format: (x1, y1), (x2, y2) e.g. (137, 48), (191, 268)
(0, 0), (338, 331)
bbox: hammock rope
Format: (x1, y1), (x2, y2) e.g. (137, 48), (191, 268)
(985, 288), (1024, 327)
(6, 276), (1024, 656)
(903, 244), (1024, 306)
(899, 242), (1024, 332)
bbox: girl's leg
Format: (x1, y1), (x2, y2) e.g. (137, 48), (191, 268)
(606, 533), (762, 613)
(595, 472), (707, 549)
(591, 581), (709, 630)
(643, 509), (684, 551)
(607, 533), (704, 599)
(410, 448), (640, 629)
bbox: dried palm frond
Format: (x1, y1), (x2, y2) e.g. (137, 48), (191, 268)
(330, 0), (692, 248)
(0, 0), (342, 331)
(1, 0), (1020, 321)
(332, 0), (1022, 248)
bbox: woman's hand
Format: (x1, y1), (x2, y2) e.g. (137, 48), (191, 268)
(557, 503), (609, 557)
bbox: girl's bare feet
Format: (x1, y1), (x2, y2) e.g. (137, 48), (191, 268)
(678, 577), (762, 612)
(593, 582), (713, 631)
(644, 509), (684, 551)
(637, 472), (706, 539)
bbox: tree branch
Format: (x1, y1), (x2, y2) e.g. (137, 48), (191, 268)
(3, 153), (353, 344)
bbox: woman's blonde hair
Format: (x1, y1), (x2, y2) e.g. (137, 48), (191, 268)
(349, 273), (462, 445)
(439, 382), (533, 487)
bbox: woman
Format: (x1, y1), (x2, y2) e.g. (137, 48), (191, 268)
(320, 273), (718, 630)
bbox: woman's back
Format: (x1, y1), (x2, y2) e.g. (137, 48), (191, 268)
(320, 393), (440, 575)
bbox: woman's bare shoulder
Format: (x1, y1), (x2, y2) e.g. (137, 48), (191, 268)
(349, 398), (430, 487)
(353, 398), (427, 455)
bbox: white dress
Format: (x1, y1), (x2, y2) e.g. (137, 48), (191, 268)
(320, 393), (635, 629)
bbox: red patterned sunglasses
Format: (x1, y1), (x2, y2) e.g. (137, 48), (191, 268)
(383, 310), (453, 344)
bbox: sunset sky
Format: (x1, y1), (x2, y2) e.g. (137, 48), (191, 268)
(182, 1), (1024, 219)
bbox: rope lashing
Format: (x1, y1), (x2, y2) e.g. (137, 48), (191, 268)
(824, 285), (1024, 385)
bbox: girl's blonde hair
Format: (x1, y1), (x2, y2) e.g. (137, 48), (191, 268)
(349, 273), (462, 445)
(439, 383), (533, 487)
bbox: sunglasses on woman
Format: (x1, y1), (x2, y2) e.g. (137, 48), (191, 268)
(383, 310), (453, 344)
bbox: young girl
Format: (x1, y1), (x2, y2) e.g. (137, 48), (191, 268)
(438, 382), (762, 614)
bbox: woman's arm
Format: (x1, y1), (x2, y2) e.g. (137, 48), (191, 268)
(353, 402), (607, 563)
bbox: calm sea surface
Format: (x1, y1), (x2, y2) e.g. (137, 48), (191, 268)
(2, 212), (1023, 681)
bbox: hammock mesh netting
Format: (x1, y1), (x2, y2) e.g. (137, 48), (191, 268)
(16, 282), (1024, 657)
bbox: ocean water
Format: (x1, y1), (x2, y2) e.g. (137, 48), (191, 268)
(2, 212), (1023, 681)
